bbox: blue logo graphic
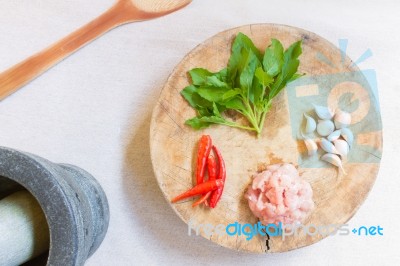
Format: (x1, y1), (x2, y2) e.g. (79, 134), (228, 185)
(286, 39), (382, 168)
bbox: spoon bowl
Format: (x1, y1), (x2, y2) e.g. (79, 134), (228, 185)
(129, 0), (192, 16)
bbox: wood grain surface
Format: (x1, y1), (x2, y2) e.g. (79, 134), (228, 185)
(150, 24), (382, 253)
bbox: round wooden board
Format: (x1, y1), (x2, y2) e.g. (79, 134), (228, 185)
(150, 24), (382, 253)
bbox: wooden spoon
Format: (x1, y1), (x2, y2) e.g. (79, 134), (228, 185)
(0, 0), (192, 100)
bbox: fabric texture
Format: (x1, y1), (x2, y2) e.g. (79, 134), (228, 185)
(0, 0), (398, 265)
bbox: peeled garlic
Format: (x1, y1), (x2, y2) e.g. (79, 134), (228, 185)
(317, 120), (335, 136)
(320, 138), (339, 154)
(333, 139), (349, 157)
(340, 128), (354, 147)
(321, 153), (347, 174)
(304, 113), (316, 134)
(327, 130), (341, 142)
(334, 109), (351, 129)
(313, 104), (334, 120)
(303, 138), (318, 156)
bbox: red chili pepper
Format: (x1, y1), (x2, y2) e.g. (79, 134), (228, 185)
(196, 135), (212, 184)
(196, 154), (217, 206)
(192, 191), (211, 207)
(209, 145), (226, 208)
(207, 155), (217, 181)
(171, 179), (223, 203)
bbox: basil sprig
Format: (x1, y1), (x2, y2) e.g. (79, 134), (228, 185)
(181, 32), (303, 137)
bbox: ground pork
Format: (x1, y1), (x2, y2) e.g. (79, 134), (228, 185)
(245, 163), (314, 225)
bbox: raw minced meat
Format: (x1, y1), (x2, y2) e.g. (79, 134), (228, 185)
(245, 163), (314, 225)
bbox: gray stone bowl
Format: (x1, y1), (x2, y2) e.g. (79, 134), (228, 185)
(0, 146), (110, 265)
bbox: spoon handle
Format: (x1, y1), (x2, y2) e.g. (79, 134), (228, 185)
(0, 1), (135, 100)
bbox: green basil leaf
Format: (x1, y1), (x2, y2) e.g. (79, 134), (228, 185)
(288, 73), (304, 83)
(197, 106), (213, 117)
(186, 115), (230, 129)
(231, 32), (262, 60)
(181, 85), (214, 112)
(223, 97), (246, 111)
(206, 76), (229, 88)
(263, 39), (284, 77)
(227, 32), (262, 84)
(180, 85), (198, 108)
(255, 67), (273, 87)
(269, 40), (302, 99)
(216, 103), (227, 113)
(252, 78), (263, 106)
(189, 68), (213, 86)
(197, 86), (229, 102)
(286, 40), (302, 59)
(197, 116), (227, 124)
(222, 88), (242, 100)
(216, 68), (228, 82)
(212, 102), (220, 117)
(227, 47), (245, 87)
(269, 60), (299, 99)
(185, 117), (212, 129)
(189, 68), (229, 87)
(240, 50), (260, 102)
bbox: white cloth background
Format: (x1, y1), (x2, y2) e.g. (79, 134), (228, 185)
(0, 0), (399, 265)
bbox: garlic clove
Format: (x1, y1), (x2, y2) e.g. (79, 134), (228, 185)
(303, 138), (318, 156)
(317, 120), (335, 137)
(340, 128), (354, 147)
(313, 104), (334, 120)
(304, 113), (317, 134)
(334, 109), (351, 129)
(321, 153), (347, 174)
(327, 130), (341, 142)
(333, 139), (349, 157)
(320, 138), (340, 154)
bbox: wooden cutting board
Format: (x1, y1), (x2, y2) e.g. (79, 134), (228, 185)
(150, 24), (382, 253)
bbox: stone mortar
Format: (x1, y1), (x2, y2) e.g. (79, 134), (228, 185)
(0, 146), (110, 265)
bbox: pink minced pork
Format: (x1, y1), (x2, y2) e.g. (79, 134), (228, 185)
(245, 163), (314, 225)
